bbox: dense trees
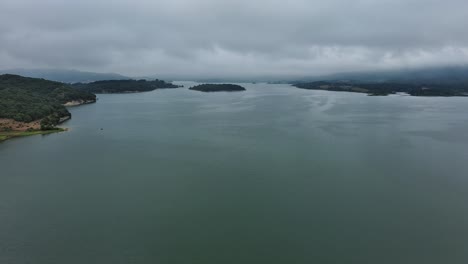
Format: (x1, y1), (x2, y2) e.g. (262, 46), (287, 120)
(189, 84), (246, 92)
(40, 114), (63, 130)
(0, 74), (96, 128)
(72, 79), (181, 93)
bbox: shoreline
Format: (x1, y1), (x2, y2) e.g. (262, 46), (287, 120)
(0, 100), (93, 143)
(292, 83), (468, 97)
(0, 128), (67, 143)
(63, 99), (96, 107)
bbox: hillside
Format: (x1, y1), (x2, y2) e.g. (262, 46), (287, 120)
(72, 79), (181, 93)
(0, 74), (96, 130)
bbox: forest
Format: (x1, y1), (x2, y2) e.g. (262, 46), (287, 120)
(72, 79), (181, 93)
(0, 74), (96, 128)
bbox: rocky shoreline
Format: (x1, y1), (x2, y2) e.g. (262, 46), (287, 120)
(63, 99), (96, 107)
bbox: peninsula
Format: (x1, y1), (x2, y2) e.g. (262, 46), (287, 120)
(73, 79), (181, 94)
(0, 74), (96, 142)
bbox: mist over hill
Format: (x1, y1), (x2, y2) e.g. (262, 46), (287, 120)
(291, 66), (468, 97)
(0, 69), (128, 83)
(1, 65), (467, 85)
(294, 65), (468, 84)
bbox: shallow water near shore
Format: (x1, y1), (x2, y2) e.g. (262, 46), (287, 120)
(1, 82), (468, 264)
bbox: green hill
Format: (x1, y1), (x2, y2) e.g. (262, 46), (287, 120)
(0, 74), (96, 129)
(72, 79), (181, 93)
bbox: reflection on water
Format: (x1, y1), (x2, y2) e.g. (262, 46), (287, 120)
(1, 82), (468, 264)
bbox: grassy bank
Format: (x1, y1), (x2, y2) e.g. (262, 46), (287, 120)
(0, 128), (66, 142)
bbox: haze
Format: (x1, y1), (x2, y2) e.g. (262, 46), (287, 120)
(1, 0), (468, 79)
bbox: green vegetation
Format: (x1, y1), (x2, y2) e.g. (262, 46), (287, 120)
(0, 74), (96, 126)
(189, 84), (246, 92)
(293, 81), (468, 97)
(72, 79), (181, 93)
(0, 128), (66, 142)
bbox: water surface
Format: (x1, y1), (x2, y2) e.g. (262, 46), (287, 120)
(1, 82), (468, 264)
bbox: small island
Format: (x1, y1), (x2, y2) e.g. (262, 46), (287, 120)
(189, 84), (246, 92)
(0, 74), (96, 142)
(292, 81), (468, 97)
(73, 79), (182, 94)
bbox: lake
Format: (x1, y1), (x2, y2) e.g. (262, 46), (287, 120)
(1, 82), (468, 264)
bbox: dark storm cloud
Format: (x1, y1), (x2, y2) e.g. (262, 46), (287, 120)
(1, 0), (468, 78)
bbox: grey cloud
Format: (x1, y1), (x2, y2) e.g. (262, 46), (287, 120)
(1, 0), (468, 79)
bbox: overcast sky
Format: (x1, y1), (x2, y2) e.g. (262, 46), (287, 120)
(1, 0), (468, 79)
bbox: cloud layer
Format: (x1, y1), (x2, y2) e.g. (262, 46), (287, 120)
(1, 0), (468, 79)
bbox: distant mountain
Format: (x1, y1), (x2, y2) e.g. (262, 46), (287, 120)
(296, 66), (468, 84)
(0, 69), (128, 83)
(293, 81), (468, 97)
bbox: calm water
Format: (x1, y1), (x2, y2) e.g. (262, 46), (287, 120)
(1, 82), (468, 264)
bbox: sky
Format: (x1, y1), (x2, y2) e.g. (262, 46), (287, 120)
(1, 0), (468, 79)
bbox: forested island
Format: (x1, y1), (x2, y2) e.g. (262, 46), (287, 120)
(73, 79), (181, 93)
(189, 84), (246, 92)
(0, 74), (96, 142)
(293, 81), (468, 96)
